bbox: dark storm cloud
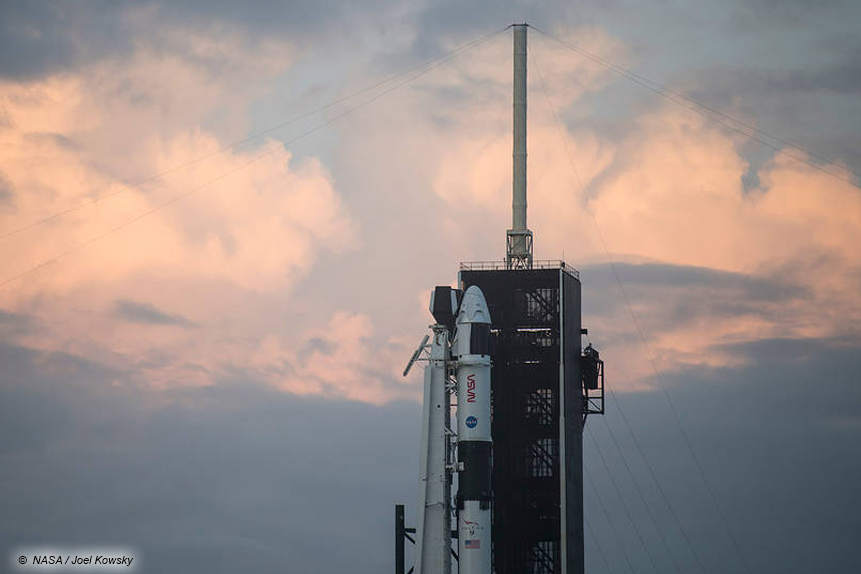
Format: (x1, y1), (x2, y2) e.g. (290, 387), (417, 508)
(23, 132), (79, 151)
(583, 337), (861, 573)
(0, 0), (398, 80)
(0, 308), (34, 338)
(730, 0), (850, 27)
(0, 308), (27, 325)
(0, 1), (134, 79)
(687, 54), (861, 110)
(407, 0), (586, 61)
(584, 261), (802, 294)
(0, 174), (14, 205)
(113, 299), (193, 327)
(0, 342), (420, 574)
(300, 336), (336, 357)
(0, 343), (130, 455)
(766, 56), (861, 95)
(154, 0), (393, 35)
(580, 261), (810, 331)
(684, 53), (861, 170)
(2, 336), (859, 573)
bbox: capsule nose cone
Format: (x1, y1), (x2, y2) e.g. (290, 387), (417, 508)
(457, 285), (491, 325)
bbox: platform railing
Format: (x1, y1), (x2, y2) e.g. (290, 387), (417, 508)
(459, 259), (580, 279)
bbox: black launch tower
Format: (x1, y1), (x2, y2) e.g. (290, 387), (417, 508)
(459, 261), (603, 574)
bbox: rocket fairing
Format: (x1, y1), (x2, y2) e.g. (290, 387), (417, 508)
(453, 286), (492, 574)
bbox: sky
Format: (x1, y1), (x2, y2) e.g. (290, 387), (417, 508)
(1, 1), (859, 572)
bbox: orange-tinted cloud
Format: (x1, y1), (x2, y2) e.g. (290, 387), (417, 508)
(2, 20), (858, 401)
(0, 21), (359, 394)
(247, 311), (416, 404)
(347, 27), (860, 390)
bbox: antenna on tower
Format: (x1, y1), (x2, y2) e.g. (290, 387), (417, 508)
(506, 24), (533, 270)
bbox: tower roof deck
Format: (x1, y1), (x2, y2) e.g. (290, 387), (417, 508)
(459, 260), (579, 279)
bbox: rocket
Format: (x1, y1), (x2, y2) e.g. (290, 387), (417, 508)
(453, 286), (492, 574)
(410, 284), (492, 574)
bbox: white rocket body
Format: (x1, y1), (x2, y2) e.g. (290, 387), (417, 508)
(453, 286), (492, 574)
(415, 327), (452, 574)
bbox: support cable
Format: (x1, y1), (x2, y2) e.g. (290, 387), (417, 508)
(584, 465), (639, 574)
(533, 34), (751, 572)
(597, 246), (754, 574)
(585, 425), (662, 574)
(604, 382), (710, 574)
(530, 25), (861, 191)
(530, 45), (751, 574)
(533, 53), (694, 573)
(585, 516), (617, 574)
(587, 418), (686, 574)
(0, 27), (509, 243)
(0, 27), (507, 289)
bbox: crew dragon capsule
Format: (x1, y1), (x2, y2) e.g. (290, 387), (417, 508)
(453, 286), (492, 574)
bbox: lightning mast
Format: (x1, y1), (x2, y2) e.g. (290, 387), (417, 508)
(507, 24), (533, 270)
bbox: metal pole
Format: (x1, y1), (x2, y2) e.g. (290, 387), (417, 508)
(396, 504), (405, 574)
(512, 24), (527, 232)
(506, 24), (533, 269)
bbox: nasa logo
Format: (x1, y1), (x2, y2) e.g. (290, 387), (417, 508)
(465, 416), (478, 428)
(466, 374), (476, 403)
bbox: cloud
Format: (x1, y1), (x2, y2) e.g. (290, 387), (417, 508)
(0, 17), (363, 396)
(0, 12), (858, 403)
(327, 22), (860, 392)
(0, 341), (421, 573)
(730, 0), (852, 27)
(584, 105), (861, 327)
(584, 336), (861, 574)
(702, 55), (861, 97)
(0, 66), (356, 295)
(113, 299), (194, 327)
(429, 81), (861, 382)
(0, 308), (35, 340)
(286, 20), (861, 395)
(2, 335), (859, 574)
(579, 261), (820, 384)
(0, 0), (403, 80)
(583, 261), (810, 328)
(246, 312), (417, 404)
(0, 173), (13, 205)
(0, 8), (859, 572)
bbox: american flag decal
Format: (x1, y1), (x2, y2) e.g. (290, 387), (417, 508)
(464, 539), (480, 549)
